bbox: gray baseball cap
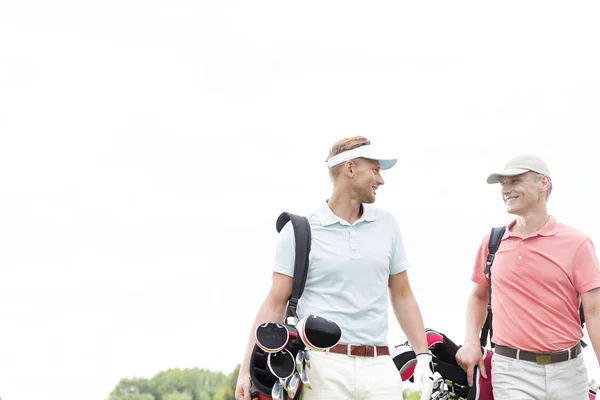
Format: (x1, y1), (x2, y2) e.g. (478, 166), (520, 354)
(486, 154), (551, 184)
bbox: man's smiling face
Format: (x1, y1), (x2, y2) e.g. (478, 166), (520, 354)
(499, 171), (549, 215)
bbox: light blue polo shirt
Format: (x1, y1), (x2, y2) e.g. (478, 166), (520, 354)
(274, 202), (411, 346)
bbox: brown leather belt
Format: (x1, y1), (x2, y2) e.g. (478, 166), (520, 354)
(495, 343), (582, 365)
(328, 343), (390, 357)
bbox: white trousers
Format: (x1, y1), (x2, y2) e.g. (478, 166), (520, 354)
(492, 352), (589, 400)
(300, 350), (403, 400)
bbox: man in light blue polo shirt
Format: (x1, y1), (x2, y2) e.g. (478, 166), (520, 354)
(235, 136), (433, 400)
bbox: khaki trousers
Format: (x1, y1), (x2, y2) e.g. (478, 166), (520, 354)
(300, 350), (403, 400)
(492, 352), (589, 400)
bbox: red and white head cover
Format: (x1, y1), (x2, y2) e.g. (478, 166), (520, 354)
(391, 344), (417, 382)
(393, 328), (496, 400)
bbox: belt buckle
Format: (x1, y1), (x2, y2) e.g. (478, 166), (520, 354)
(536, 354), (551, 365)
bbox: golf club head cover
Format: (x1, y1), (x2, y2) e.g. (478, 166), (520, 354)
(255, 323), (290, 353)
(297, 314), (342, 350)
(427, 328), (494, 400)
(391, 344), (417, 382)
(268, 349), (296, 380)
(250, 328), (306, 398)
(250, 314), (340, 398)
(426, 328), (461, 365)
(393, 329), (495, 400)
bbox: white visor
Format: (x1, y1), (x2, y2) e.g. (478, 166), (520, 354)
(326, 145), (397, 170)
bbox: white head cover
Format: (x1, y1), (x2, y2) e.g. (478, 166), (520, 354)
(326, 145), (397, 170)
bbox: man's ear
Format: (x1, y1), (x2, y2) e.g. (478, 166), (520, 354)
(345, 160), (356, 177)
(542, 176), (551, 190)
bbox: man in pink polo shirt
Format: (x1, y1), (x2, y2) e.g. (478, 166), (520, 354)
(455, 154), (600, 399)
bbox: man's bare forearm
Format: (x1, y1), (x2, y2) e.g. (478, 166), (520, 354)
(582, 288), (600, 366)
(464, 291), (488, 344)
(392, 295), (428, 354)
(585, 313), (600, 366)
(239, 298), (288, 375)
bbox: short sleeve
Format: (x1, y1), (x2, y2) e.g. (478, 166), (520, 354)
(571, 238), (600, 294)
(273, 221), (295, 277)
(471, 234), (490, 287)
(390, 218), (411, 275)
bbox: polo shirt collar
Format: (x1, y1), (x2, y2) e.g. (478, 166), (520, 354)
(316, 202), (377, 226)
(316, 202), (339, 226)
(361, 205), (377, 222)
(502, 215), (558, 239)
(538, 215), (558, 236)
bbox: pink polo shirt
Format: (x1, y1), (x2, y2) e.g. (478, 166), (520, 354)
(472, 216), (600, 352)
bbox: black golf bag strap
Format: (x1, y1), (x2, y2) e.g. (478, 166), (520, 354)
(276, 212), (311, 321)
(580, 302), (588, 348)
(480, 226), (506, 348)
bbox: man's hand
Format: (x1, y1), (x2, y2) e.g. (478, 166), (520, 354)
(455, 343), (487, 387)
(413, 353), (434, 400)
(235, 371), (256, 400)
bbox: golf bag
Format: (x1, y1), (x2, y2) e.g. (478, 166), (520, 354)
(249, 212), (312, 400)
(393, 328), (493, 400)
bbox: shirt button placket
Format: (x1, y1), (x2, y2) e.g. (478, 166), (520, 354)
(349, 228), (359, 258)
(517, 240), (524, 265)
(517, 255), (524, 266)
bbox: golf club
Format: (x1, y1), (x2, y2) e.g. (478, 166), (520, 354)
(285, 371), (301, 399)
(271, 380), (283, 400)
(295, 349), (304, 373)
(300, 365), (312, 390)
(303, 349), (311, 368)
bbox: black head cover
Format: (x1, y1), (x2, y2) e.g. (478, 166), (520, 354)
(426, 328), (461, 366)
(255, 323), (290, 353)
(268, 349), (296, 380)
(298, 314), (342, 350)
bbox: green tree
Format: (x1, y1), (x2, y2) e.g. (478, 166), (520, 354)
(212, 365), (238, 400)
(213, 387), (234, 400)
(109, 378), (157, 400)
(111, 394), (155, 400)
(109, 364), (241, 400)
(163, 391), (193, 400)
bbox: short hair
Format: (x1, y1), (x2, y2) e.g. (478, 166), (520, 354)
(532, 171), (553, 200)
(327, 136), (371, 180)
(328, 136), (371, 159)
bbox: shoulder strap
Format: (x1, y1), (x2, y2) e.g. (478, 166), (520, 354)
(480, 226), (506, 348)
(580, 302), (588, 348)
(483, 226), (506, 275)
(276, 212), (312, 324)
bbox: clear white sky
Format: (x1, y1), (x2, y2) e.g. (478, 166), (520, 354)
(1, 1), (599, 399)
